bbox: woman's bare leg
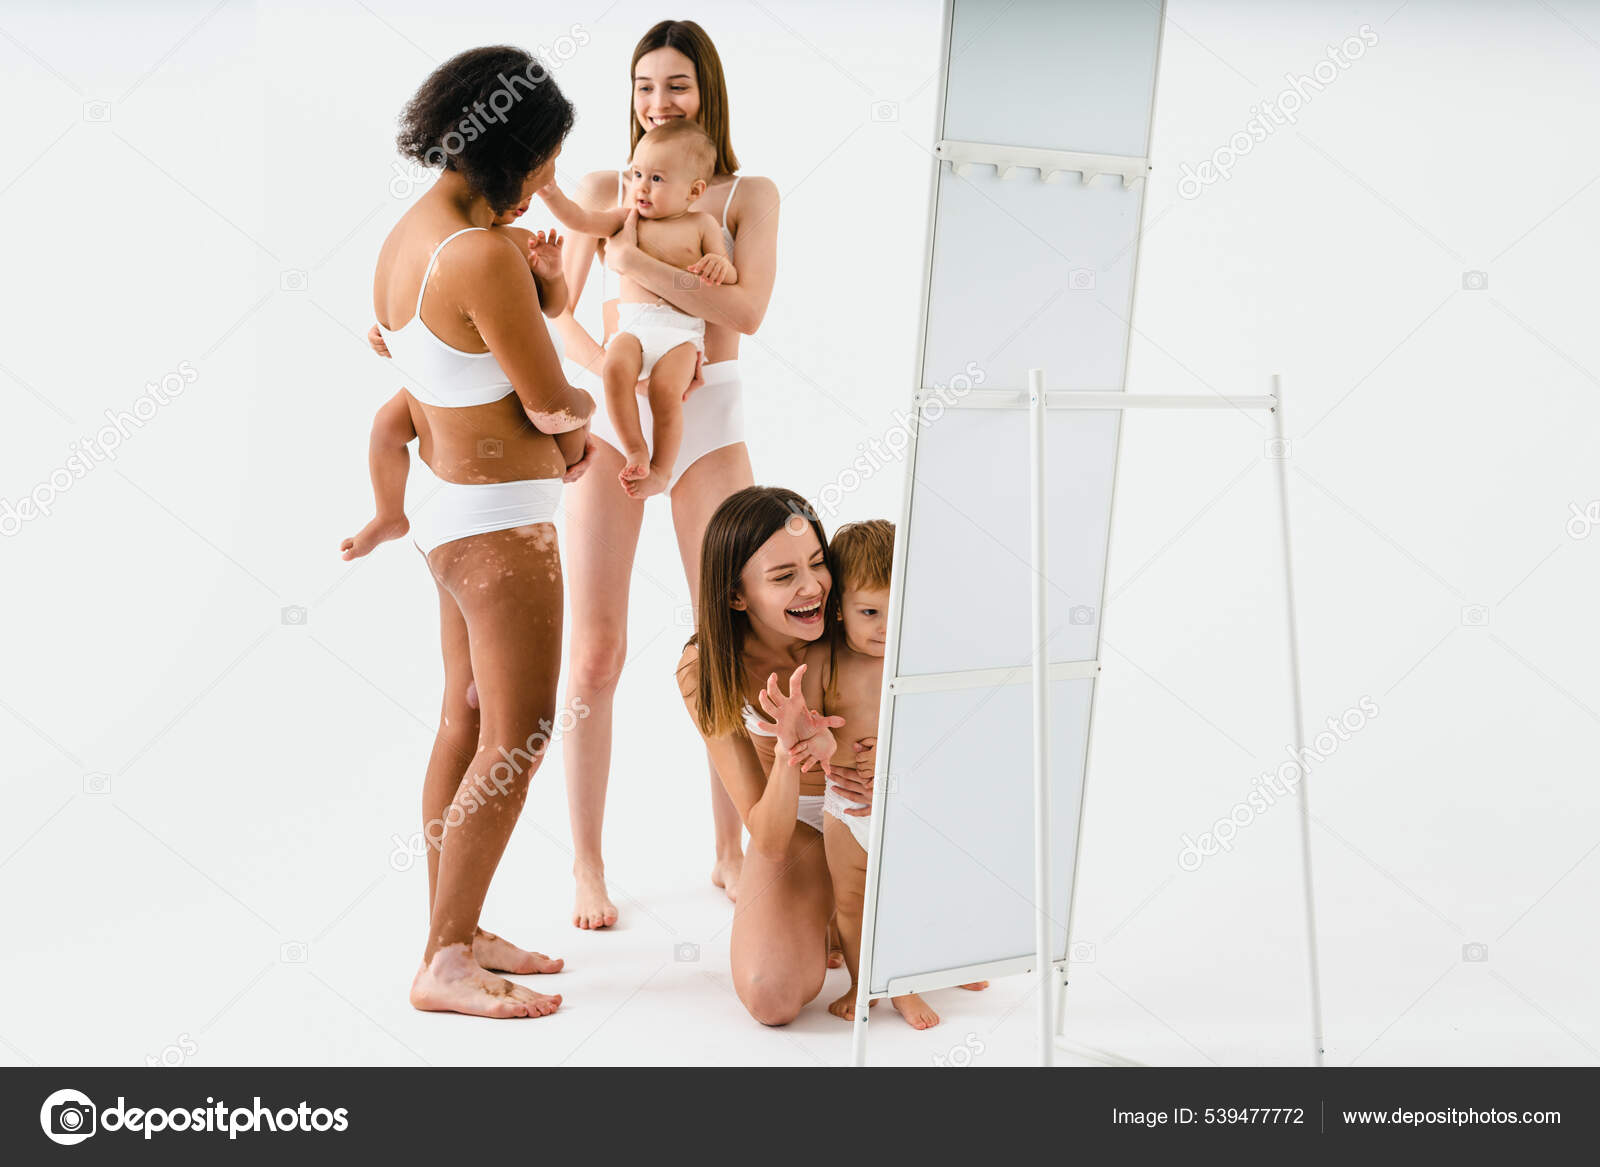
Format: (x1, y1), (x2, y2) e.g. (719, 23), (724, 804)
(728, 825), (832, 1025)
(422, 577), (561, 976)
(409, 525), (566, 1019)
(560, 437), (646, 929)
(671, 441), (756, 900)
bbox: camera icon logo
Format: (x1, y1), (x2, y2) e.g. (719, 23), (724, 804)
(674, 603), (695, 628)
(1069, 940), (1097, 964)
(82, 101), (112, 123)
(1263, 437), (1291, 461)
(1462, 942), (1489, 963)
(870, 101), (899, 123)
(280, 269), (308, 292)
(83, 772), (112, 795)
(1460, 604), (1489, 627)
(40, 1088), (97, 1145)
(1461, 270), (1488, 291)
(280, 940), (308, 963)
(1068, 268), (1096, 291)
(281, 605), (308, 626)
(477, 438), (504, 459)
(673, 941), (700, 962)
(1068, 604), (1096, 626)
(673, 271), (698, 290)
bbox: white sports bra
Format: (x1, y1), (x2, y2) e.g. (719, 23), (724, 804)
(377, 227), (516, 409)
(599, 173), (741, 303)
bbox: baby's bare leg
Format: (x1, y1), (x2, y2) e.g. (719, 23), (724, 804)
(341, 393), (413, 559)
(824, 815), (872, 1021)
(624, 341), (698, 500)
(602, 335), (648, 487)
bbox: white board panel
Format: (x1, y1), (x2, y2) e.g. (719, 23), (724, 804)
(920, 167), (1144, 391)
(896, 406), (1118, 677)
(868, 679), (1093, 995)
(943, 0), (1160, 158)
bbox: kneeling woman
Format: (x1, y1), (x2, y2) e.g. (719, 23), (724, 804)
(676, 487), (851, 1025)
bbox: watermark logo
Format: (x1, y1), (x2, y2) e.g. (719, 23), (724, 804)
(41, 1088), (97, 1145)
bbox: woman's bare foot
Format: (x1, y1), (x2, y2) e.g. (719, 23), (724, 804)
(572, 868), (618, 929)
(958, 981), (989, 991)
(340, 515), (409, 560)
(710, 854), (742, 904)
(622, 465), (669, 500)
(892, 993), (940, 1029)
(409, 944), (562, 1019)
(472, 928), (563, 974)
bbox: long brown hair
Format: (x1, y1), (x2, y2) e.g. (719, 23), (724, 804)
(630, 20), (740, 175)
(683, 487), (832, 738)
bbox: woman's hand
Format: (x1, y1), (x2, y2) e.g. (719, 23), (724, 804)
(786, 709), (843, 773)
(603, 209), (639, 273)
(825, 736), (877, 815)
(367, 323), (392, 359)
(526, 229), (564, 281)
(559, 423), (595, 484)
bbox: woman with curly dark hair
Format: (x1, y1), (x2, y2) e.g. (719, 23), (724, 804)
(372, 46), (595, 1019)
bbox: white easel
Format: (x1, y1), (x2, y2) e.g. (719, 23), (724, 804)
(849, 0), (1325, 1068)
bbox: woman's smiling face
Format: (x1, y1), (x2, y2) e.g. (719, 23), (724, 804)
(733, 517), (831, 642)
(634, 46), (700, 132)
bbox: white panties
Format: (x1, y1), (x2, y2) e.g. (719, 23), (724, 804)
(408, 457), (562, 556)
(565, 357), (745, 495)
(797, 794), (826, 835)
(824, 787), (871, 851)
(614, 301), (705, 378)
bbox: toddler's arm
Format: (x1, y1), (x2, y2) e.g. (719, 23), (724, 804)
(537, 180), (630, 240)
(688, 215), (738, 286)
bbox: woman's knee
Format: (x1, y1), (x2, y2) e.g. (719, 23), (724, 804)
(567, 632), (628, 696)
(740, 980), (807, 1028)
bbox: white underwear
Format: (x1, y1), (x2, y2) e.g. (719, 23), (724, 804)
(565, 357), (745, 495)
(824, 787), (871, 852)
(797, 794), (826, 835)
(615, 301), (705, 378)
(408, 457), (562, 555)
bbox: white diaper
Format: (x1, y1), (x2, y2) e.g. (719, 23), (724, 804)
(615, 301), (705, 378)
(824, 787), (871, 852)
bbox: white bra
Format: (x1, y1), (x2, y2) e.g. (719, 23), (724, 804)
(377, 227), (516, 409)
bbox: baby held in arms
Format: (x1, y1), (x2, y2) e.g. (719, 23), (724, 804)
(787, 520), (989, 1029)
(538, 119), (736, 499)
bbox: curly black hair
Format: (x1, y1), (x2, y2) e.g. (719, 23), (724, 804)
(397, 45), (575, 214)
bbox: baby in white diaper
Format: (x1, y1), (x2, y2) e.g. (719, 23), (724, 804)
(787, 521), (990, 1030)
(538, 119), (736, 499)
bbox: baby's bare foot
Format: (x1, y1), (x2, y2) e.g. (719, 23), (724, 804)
(827, 919), (844, 969)
(829, 990), (879, 1021)
(472, 928), (563, 974)
(340, 515), (409, 560)
(891, 992), (940, 1029)
(623, 466), (669, 500)
(710, 854), (742, 904)
(572, 869), (619, 930)
(409, 943), (562, 1019)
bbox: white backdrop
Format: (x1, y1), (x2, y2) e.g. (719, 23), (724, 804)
(2, 0), (1597, 1067)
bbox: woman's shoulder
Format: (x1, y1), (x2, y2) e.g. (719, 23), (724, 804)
(729, 173), (778, 209)
(675, 641), (701, 700)
(575, 168), (623, 207)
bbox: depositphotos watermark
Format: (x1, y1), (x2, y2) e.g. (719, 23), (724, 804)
(389, 696), (591, 871)
(389, 26), (590, 199)
(810, 361), (987, 518)
(1177, 695), (1379, 871)
(1, 360), (197, 536)
(40, 1088), (348, 1145)
(1177, 25), (1379, 200)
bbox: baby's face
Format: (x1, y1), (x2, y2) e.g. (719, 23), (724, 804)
(624, 138), (704, 219)
(840, 584), (890, 658)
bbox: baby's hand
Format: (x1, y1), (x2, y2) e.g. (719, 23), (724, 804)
(527, 229), (564, 281)
(688, 253), (735, 286)
(786, 709), (845, 773)
(367, 324), (392, 359)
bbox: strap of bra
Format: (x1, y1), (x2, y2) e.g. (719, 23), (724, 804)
(415, 227), (487, 315)
(721, 174), (743, 231)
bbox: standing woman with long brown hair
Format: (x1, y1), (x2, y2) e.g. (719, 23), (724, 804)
(553, 20), (781, 929)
